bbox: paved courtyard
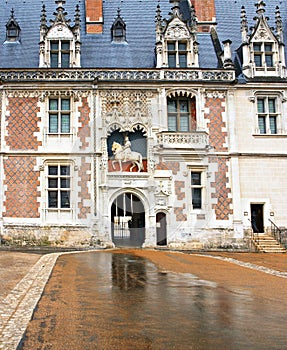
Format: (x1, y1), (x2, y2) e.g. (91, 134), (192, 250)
(0, 249), (286, 349)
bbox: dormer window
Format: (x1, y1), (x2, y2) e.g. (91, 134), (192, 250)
(253, 43), (273, 67)
(111, 9), (126, 43)
(5, 9), (21, 43)
(155, 1), (198, 68)
(240, 3), (286, 78)
(50, 40), (71, 68)
(167, 41), (187, 68)
(39, 1), (81, 68)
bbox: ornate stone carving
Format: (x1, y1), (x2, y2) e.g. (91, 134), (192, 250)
(101, 90), (153, 133)
(0, 69), (235, 82)
(157, 132), (208, 148)
(165, 22), (190, 40)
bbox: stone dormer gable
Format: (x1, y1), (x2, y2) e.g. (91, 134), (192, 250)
(155, 0), (198, 68)
(39, 0), (81, 68)
(240, 1), (286, 79)
(5, 8), (21, 43)
(111, 8), (126, 43)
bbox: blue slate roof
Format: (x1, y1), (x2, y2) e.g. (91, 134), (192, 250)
(0, 0), (286, 70)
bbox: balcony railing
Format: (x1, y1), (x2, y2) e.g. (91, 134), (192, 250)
(156, 131), (208, 149)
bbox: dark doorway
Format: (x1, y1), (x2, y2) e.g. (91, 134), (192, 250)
(250, 204), (264, 233)
(156, 212), (167, 246)
(111, 193), (145, 247)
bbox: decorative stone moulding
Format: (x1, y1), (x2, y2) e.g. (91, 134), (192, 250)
(0, 69), (236, 83)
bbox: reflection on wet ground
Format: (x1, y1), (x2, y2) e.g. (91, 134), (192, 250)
(20, 252), (287, 350)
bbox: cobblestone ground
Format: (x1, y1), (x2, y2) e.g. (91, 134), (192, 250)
(0, 249), (286, 349)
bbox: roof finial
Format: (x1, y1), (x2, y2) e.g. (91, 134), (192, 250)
(74, 3), (81, 27)
(255, 0), (266, 17)
(275, 6), (283, 43)
(240, 6), (248, 42)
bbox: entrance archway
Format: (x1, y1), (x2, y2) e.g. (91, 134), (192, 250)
(156, 212), (167, 246)
(111, 193), (145, 247)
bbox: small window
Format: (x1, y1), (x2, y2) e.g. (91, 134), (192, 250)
(5, 9), (21, 42)
(257, 97), (278, 134)
(167, 95), (196, 132)
(48, 98), (71, 134)
(111, 10), (126, 43)
(50, 40), (70, 68)
(47, 164), (71, 209)
(191, 172), (203, 209)
(167, 41), (187, 68)
(253, 42), (274, 68)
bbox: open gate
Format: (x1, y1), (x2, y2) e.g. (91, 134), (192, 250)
(111, 193), (145, 247)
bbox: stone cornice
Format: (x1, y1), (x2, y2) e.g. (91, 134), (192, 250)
(0, 68), (236, 83)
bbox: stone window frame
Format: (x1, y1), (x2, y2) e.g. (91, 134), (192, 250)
(47, 96), (72, 135)
(49, 39), (71, 68)
(252, 41), (275, 71)
(251, 91), (286, 135)
(188, 166), (207, 212)
(167, 40), (188, 68)
(44, 160), (75, 214)
(166, 91), (197, 132)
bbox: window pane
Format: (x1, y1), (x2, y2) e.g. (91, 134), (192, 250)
(179, 54), (187, 68)
(62, 41), (70, 50)
(257, 99), (265, 113)
(60, 166), (70, 176)
(254, 54), (262, 66)
(48, 166), (58, 176)
(265, 55), (273, 67)
(61, 191), (70, 208)
(253, 44), (261, 52)
(178, 43), (187, 51)
(192, 188), (202, 209)
(270, 117), (277, 134)
(168, 54), (176, 68)
(268, 98), (276, 113)
(168, 43), (175, 51)
(49, 114), (58, 133)
(258, 116), (266, 134)
(48, 191), (58, 208)
(180, 115), (189, 131)
(61, 99), (70, 111)
(49, 99), (58, 110)
(180, 100), (188, 113)
(168, 116), (177, 131)
(115, 27), (123, 37)
(48, 178), (58, 188)
(61, 53), (70, 68)
(265, 44), (272, 52)
(51, 53), (58, 68)
(51, 41), (59, 50)
(191, 172), (201, 185)
(61, 178), (70, 188)
(167, 99), (177, 113)
(61, 114), (70, 133)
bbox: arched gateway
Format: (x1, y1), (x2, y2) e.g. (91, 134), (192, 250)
(111, 193), (145, 247)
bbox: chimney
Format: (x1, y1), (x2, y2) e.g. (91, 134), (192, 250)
(188, 0), (216, 32)
(85, 0), (103, 34)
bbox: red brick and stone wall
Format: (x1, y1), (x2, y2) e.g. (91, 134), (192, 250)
(205, 94), (233, 220)
(78, 157), (92, 220)
(78, 96), (91, 150)
(3, 156), (40, 218)
(5, 97), (41, 151)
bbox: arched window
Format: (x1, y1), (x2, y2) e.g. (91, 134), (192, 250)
(5, 9), (21, 43)
(111, 9), (126, 43)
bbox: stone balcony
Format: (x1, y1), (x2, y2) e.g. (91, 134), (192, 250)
(156, 131), (209, 150)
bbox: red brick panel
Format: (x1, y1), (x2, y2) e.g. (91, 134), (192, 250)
(175, 180), (185, 201)
(78, 97), (91, 150)
(190, 0), (215, 22)
(155, 160), (180, 175)
(3, 157), (40, 218)
(174, 204), (187, 222)
(78, 158), (91, 219)
(205, 97), (227, 152)
(210, 157), (233, 220)
(6, 97), (41, 150)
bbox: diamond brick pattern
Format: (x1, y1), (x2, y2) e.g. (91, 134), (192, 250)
(78, 158), (91, 219)
(175, 180), (185, 201)
(5, 97), (41, 150)
(156, 160), (180, 175)
(205, 97), (227, 152)
(174, 204), (187, 222)
(3, 157), (40, 218)
(210, 157), (233, 220)
(77, 97), (91, 150)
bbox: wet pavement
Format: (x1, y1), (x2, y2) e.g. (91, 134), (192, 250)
(17, 250), (287, 350)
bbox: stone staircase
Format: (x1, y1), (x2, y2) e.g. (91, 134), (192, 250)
(252, 233), (287, 253)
